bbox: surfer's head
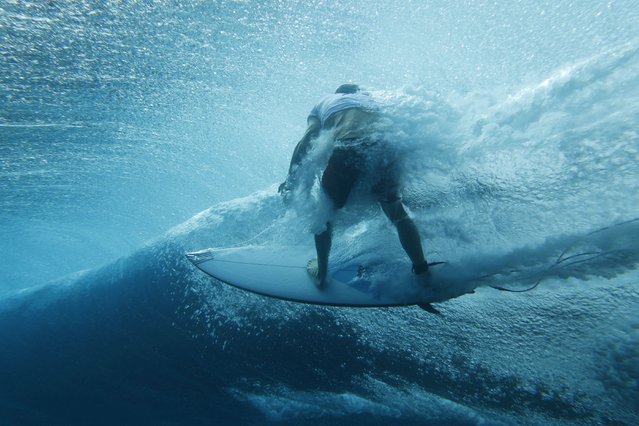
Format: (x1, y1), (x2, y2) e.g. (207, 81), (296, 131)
(335, 84), (360, 94)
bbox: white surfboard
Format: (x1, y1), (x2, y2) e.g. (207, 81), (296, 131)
(186, 245), (476, 307)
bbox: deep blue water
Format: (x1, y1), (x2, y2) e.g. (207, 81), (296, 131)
(1, 1), (639, 425)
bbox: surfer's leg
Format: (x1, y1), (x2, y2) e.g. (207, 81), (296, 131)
(314, 148), (361, 287)
(321, 147), (361, 210)
(314, 222), (332, 286)
(374, 158), (429, 275)
(380, 199), (428, 274)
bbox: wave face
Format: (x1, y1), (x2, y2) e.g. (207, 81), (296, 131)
(1, 196), (638, 425)
(2, 1), (639, 425)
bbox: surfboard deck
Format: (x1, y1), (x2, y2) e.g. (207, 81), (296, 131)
(186, 245), (475, 307)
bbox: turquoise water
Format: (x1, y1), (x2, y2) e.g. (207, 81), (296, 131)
(1, 1), (638, 424)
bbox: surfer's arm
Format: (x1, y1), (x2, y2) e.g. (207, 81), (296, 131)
(288, 117), (320, 173)
(280, 117), (320, 192)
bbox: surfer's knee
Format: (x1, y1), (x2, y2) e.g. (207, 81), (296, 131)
(380, 199), (409, 225)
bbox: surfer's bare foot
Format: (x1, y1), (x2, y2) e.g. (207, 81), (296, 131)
(412, 261), (429, 275)
(306, 259), (325, 288)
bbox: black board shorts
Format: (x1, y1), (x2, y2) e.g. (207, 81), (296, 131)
(321, 145), (400, 209)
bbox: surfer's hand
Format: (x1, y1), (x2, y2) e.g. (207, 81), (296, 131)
(278, 179), (295, 206)
(278, 176), (296, 196)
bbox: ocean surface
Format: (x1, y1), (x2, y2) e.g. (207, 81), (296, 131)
(1, 1), (638, 425)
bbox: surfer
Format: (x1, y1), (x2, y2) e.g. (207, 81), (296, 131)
(279, 84), (429, 287)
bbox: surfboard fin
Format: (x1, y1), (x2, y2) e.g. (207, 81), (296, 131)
(417, 303), (441, 315)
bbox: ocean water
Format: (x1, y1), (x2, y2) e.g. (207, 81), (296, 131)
(1, 1), (638, 425)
